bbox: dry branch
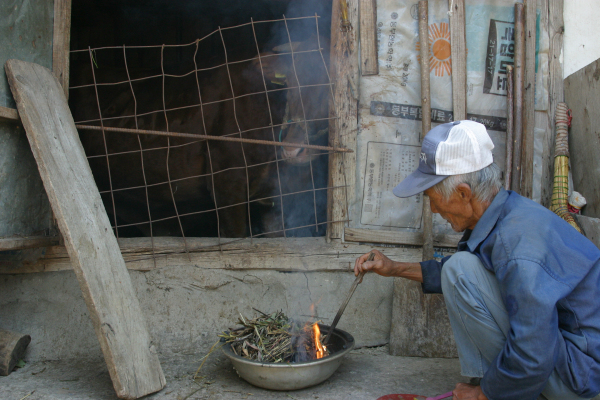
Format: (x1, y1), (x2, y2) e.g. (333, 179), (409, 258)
(219, 310), (328, 363)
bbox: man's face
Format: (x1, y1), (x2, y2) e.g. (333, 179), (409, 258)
(424, 185), (478, 232)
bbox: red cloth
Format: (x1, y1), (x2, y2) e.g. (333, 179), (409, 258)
(568, 205), (581, 214)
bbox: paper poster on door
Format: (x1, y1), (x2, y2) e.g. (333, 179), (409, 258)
(361, 142), (422, 228)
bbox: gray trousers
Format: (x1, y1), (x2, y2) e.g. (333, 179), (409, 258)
(440, 251), (589, 400)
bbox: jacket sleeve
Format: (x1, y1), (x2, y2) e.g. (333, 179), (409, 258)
(420, 255), (451, 294)
(480, 258), (572, 400)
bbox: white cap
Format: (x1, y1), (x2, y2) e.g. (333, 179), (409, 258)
(393, 120), (495, 198)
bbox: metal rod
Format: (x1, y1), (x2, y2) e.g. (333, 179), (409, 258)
(323, 252), (374, 345)
(75, 124), (353, 153)
(419, 0), (434, 262)
(505, 65), (514, 190)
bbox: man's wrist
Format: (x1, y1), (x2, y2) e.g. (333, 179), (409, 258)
(394, 262), (423, 282)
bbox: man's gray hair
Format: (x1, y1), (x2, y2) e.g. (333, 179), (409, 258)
(432, 163), (502, 203)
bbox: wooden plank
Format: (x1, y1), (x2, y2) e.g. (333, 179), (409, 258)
(5, 59), (165, 399)
(52, 0), (72, 97)
(359, 0), (378, 76)
(391, 278), (458, 357)
(0, 235), (60, 251)
(344, 227), (461, 248)
(540, 0), (564, 208)
(565, 58), (600, 219)
(448, 0), (467, 120)
(505, 65), (514, 189)
(418, 0), (434, 261)
(0, 106), (19, 122)
(328, 0), (359, 240)
(520, 0), (537, 198)
(422, 195), (434, 258)
(0, 237), (426, 274)
(511, 3), (525, 193)
(535, 109), (551, 200)
(418, 0), (432, 141)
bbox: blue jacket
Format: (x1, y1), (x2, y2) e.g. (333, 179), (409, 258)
(420, 189), (600, 400)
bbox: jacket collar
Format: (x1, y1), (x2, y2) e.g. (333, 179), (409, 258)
(462, 188), (509, 252)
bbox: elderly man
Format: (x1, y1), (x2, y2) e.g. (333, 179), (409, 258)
(354, 121), (600, 400)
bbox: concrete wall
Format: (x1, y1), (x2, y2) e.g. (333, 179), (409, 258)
(0, 120), (52, 237)
(0, 239), (435, 362)
(0, 0), (54, 238)
(0, 266), (393, 361)
(563, 0), (600, 79)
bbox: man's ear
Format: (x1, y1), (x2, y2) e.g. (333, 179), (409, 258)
(455, 183), (473, 203)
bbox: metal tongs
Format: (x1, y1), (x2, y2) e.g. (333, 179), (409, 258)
(323, 252), (375, 345)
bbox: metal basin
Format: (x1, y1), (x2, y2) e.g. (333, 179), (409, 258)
(221, 324), (354, 391)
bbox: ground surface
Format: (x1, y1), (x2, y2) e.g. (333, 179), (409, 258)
(1, 345), (467, 400)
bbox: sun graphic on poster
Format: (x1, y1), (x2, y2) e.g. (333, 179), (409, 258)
(416, 22), (456, 77)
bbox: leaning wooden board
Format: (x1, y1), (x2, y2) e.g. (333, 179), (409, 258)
(5, 59), (165, 399)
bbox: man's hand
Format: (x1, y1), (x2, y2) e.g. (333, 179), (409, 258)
(353, 250), (424, 282)
(452, 383), (488, 400)
(354, 249), (397, 277)
(354, 249), (423, 282)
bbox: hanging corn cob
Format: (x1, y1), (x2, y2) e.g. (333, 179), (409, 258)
(550, 102), (583, 234)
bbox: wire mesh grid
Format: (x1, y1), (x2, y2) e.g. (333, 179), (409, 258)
(69, 14), (350, 253)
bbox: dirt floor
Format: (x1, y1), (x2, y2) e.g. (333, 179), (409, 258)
(1, 345), (468, 400)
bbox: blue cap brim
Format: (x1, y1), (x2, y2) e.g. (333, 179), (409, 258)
(392, 169), (449, 198)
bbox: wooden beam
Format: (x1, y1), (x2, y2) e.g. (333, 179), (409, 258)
(344, 227), (461, 248)
(511, 3), (525, 193)
(0, 106), (19, 122)
(328, 0), (359, 240)
(388, 1), (456, 359)
(52, 0), (72, 97)
(5, 59), (165, 399)
(0, 237), (426, 274)
(520, 0), (536, 198)
(540, 0), (564, 208)
(448, 0), (467, 120)
(391, 278), (458, 357)
(359, 0), (378, 76)
(418, 0), (431, 142)
(505, 65), (514, 190)
(418, 0), (434, 261)
(0, 235), (60, 251)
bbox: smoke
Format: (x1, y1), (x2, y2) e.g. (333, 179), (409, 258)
(265, 0), (332, 52)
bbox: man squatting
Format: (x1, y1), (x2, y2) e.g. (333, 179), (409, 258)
(354, 121), (600, 400)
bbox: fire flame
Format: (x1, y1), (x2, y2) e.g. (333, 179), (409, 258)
(312, 323), (327, 359)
